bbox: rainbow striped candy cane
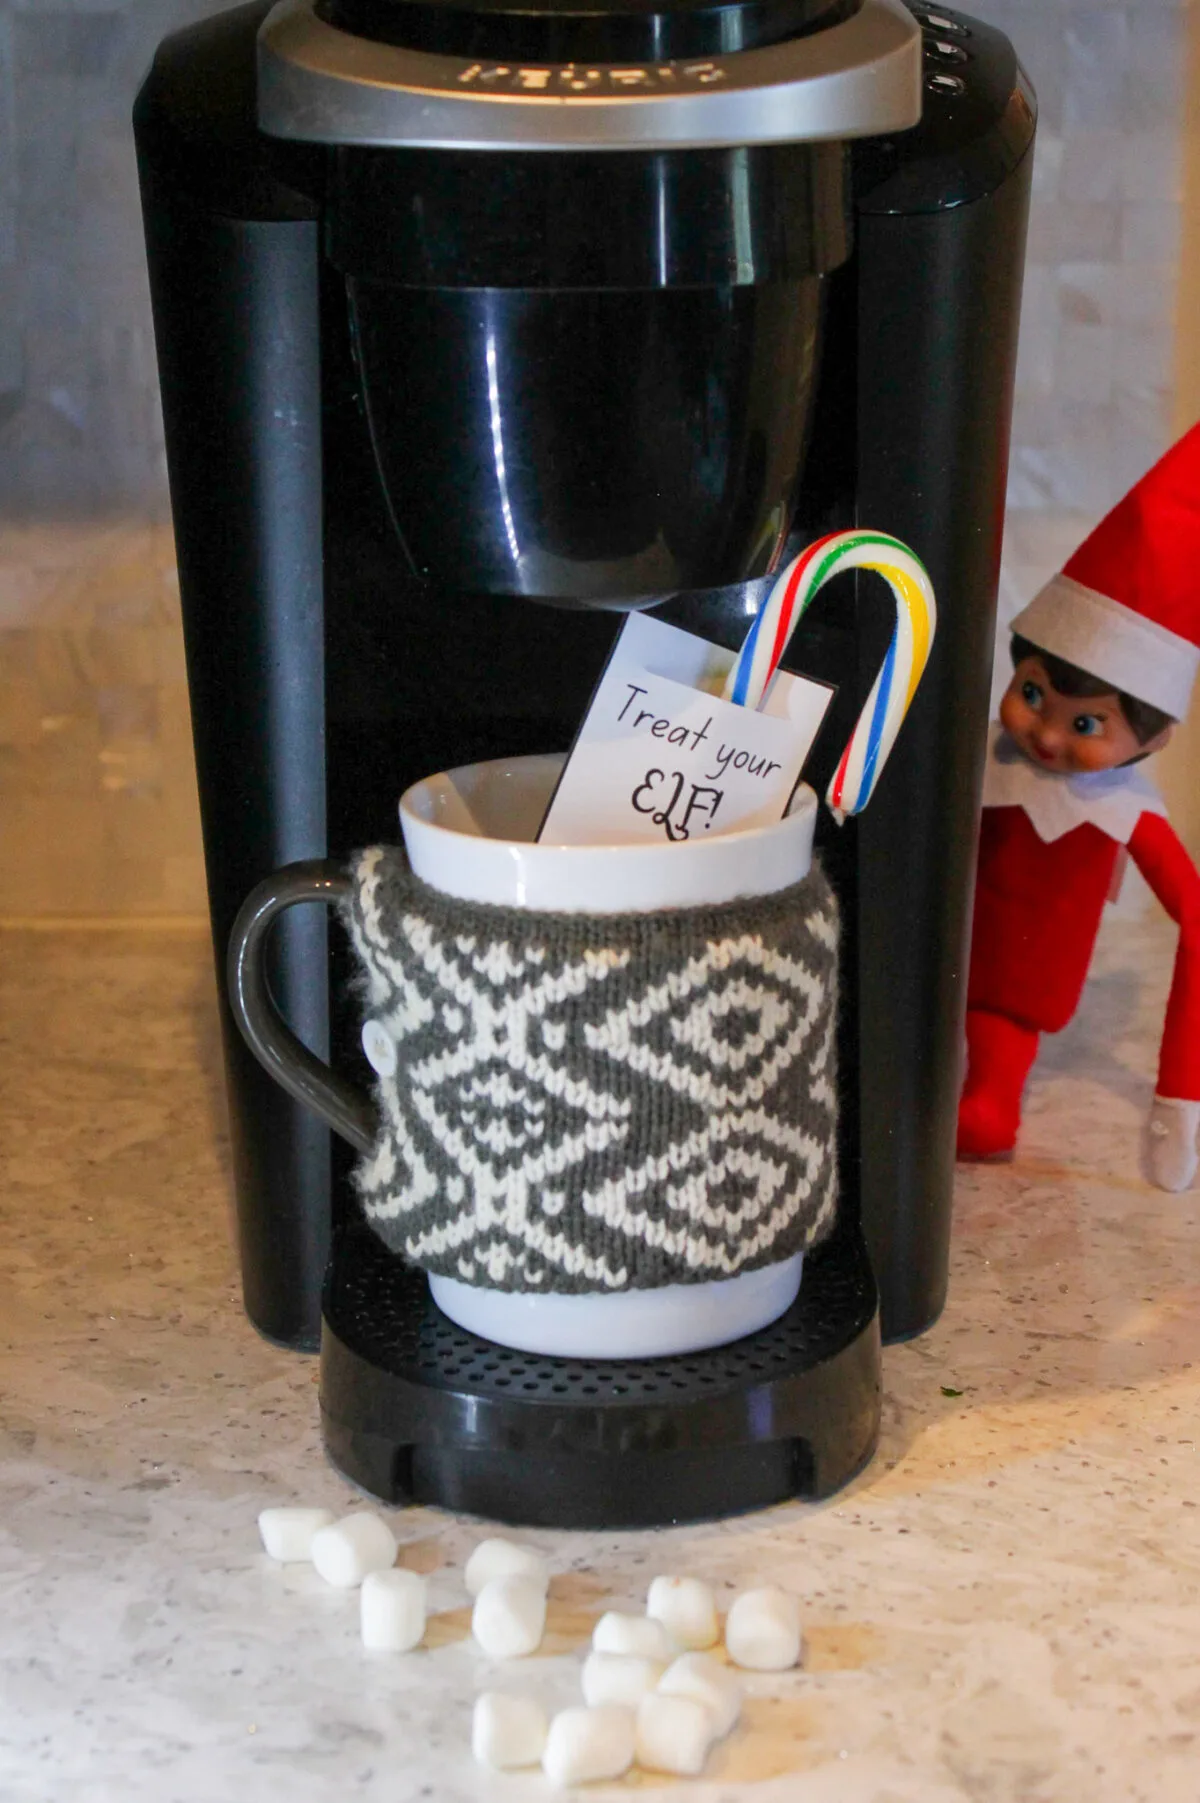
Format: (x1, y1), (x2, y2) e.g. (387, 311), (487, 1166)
(721, 529), (937, 819)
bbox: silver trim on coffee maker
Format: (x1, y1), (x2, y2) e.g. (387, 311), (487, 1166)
(257, 0), (922, 150)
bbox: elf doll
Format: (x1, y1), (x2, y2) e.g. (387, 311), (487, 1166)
(958, 421), (1200, 1190)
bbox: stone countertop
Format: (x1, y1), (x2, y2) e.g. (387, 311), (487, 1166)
(1, 913), (1198, 1803)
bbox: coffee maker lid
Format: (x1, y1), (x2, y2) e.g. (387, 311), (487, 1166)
(257, 0), (921, 150)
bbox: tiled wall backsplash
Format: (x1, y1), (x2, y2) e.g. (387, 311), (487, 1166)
(0, 520), (204, 916)
(0, 0), (1195, 913)
(983, 0), (1188, 512)
(0, 2), (217, 519)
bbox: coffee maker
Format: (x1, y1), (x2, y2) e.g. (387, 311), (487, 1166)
(135, 0), (1033, 1526)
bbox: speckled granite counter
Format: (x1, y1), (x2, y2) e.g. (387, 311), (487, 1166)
(2, 912), (1198, 1803)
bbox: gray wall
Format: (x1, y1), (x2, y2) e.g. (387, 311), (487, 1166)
(0, 0), (1189, 518)
(0, 1), (215, 516)
(982, 1), (1186, 510)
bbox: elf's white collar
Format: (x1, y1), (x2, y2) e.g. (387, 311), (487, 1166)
(982, 723), (1167, 844)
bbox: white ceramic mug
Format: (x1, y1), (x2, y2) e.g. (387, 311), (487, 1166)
(396, 752), (817, 1358)
(227, 753), (821, 1361)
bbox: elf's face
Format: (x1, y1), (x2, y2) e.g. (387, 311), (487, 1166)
(1000, 655), (1170, 774)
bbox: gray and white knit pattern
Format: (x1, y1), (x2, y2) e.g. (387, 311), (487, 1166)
(342, 847), (839, 1295)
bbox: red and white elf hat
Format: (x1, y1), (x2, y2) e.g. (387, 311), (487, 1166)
(1011, 419), (1200, 721)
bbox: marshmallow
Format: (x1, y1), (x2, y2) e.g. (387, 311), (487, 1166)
(360, 1568), (426, 1652)
(581, 1651), (665, 1709)
(257, 1507), (335, 1563)
(310, 1513), (398, 1589)
(472, 1692), (549, 1770)
(635, 1692), (716, 1777)
(646, 1575), (720, 1651)
(658, 1652), (742, 1739)
(464, 1538), (550, 1599)
(542, 1706), (635, 1787)
(591, 1611), (676, 1663)
(724, 1587), (803, 1671)
(472, 1576), (547, 1658)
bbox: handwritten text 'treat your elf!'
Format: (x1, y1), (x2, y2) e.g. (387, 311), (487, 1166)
(618, 684), (784, 785)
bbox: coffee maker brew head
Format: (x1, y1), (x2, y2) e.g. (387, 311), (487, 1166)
(258, 0), (921, 602)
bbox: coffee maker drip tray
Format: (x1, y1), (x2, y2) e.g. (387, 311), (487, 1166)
(320, 1219), (880, 1528)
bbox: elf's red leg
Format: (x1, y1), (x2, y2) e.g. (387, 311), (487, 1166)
(957, 1008), (1040, 1160)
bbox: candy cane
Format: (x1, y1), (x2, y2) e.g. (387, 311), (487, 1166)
(721, 530), (937, 819)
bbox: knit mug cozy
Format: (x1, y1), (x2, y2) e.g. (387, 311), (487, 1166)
(342, 845), (840, 1295)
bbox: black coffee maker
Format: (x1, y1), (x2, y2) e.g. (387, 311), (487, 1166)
(135, 0), (1033, 1526)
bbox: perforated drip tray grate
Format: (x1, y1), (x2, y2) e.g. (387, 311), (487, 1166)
(326, 1220), (873, 1405)
(319, 1224), (882, 1525)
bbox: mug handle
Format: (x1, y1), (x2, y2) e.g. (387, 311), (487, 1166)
(226, 860), (378, 1156)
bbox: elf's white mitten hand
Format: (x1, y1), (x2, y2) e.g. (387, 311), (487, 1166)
(1145, 1095), (1200, 1192)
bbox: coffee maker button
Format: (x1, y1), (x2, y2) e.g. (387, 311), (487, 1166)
(927, 72), (966, 96)
(919, 9), (968, 33)
(927, 39), (969, 63)
(362, 1018), (398, 1078)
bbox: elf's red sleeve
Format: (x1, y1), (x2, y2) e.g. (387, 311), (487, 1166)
(1128, 809), (1200, 1100)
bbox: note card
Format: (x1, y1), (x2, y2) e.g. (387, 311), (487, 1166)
(538, 612), (833, 847)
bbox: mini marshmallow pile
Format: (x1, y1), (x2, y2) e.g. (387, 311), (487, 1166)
(258, 1513), (802, 1787)
(258, 1506), (425, 1650)
(472, 1562), (803, 1785)
(257, 1515), (553, 1658)
(466, 1538), (550, 1659)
